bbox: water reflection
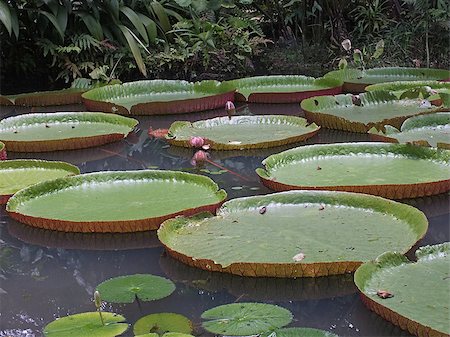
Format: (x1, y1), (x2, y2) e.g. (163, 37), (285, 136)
(159, 253), (357, 301)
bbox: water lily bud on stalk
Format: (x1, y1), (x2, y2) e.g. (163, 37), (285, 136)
(341, 39), (352, 51)
(225, 101), (236, 119)
(191, 150), (208, 166)
(94, 291), (104, 326)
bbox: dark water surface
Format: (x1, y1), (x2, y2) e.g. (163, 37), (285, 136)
(0, 103), (448, 337)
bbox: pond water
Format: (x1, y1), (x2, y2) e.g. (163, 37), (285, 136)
(0, 103), (448, 337)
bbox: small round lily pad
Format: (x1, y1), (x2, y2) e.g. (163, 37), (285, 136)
(96, 274), (175, 303)
(261, 328), (339, 337)
(43, 312), (128, 337)
(135, 334), (194, 337)
(201, 302), (293, 336)
(133, 313), (192, 336)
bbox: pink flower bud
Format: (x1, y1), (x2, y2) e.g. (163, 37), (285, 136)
(190, 150), (208, 166)
(225, 101), (235, 111)
(189, 136), (205, 148)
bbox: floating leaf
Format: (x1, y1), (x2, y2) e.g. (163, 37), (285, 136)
(257, 142), (450, 199)
(325, 67), (450, 93)
(96, 274), (175, 303)
(301, 91), (445, 133)
(368, 112), (450, 149)
(354, 243), (450, 336)
(201, 302), (293, 335)
(158, 191), (427, 277)
(226, 75), (342, 103)
(0, 112), (138, 152)
(6, 170), (227, 233)
(43, 312), (128, 337)
(167, 116), (320, 150)
(133, 313), (192, 335)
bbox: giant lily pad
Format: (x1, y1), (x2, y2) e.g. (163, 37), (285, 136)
(43, 312), (128, 337)
(96, 274), (175, 303)
(5, 88), (86, 106)
(0, 112), (138, 152)
(369, 113), (450, 149)
(261, 328), (339, 337)
(133, 313), (192, 335)
(228, 76), (342, 103)
(354, 243), (450, 337)
(167, 115), (320, 150)
(0, 159), (79, 204)
(201, 302), (293, 335)
(6, 170), (226, 232)
(82, 80), (235, 115)
(324, 67), (450, 93)
(301, 91), (445, 133)
(0, 141), (6, 160)
(158, 190), (427, 278)
(256, 143), (450, 199)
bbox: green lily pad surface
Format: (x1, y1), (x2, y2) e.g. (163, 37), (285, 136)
(6, 88), (86, 106)
(369, 113), (450, 148)
(158, 190), (427, 277)
(167, 115), (320, 150)
(96, 274), (175, 303)
(6, 170), (227, 232)
(82, 80), (234, 115)
(43, 312), (128, 337)
(0, 160), (80, 204)
(301, 91), (445, 133)
(324, 67), (450, 92)
(365, 80), (450, 97)
(201, 303), (293, 335)
(228, 76), (342, 103)
(261, 328), (339, 337)
(354, 243), (450, 337)
(256, 142), (450, 199)
(0, 112), (138, 152)
(133, 313), (192, 335)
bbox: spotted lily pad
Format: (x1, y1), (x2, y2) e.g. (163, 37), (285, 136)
(0, 112), (138, 152)
(6, 170), (226, 232)
(257, 142), (450, 199)
(167, 115), (320, 150)
(5, 88), (86, 106)
(324, 67), (450, 93)
(201, 302), (293, 335)
(0, 160), (79, 204)
(365, 80), (450, 104)
(96, 274), (175, 303)
(261, 328), (339, 337)
(228, 76), (342, 103)
(82, 80), (235, 115)
(369, 113), (450, 149)
(133, 313), (192, 335)
(301, 91), (445, 133)
(354, 243), (450, 337)
(43, 312), (128, 337)
(158, 190), (427, 277)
